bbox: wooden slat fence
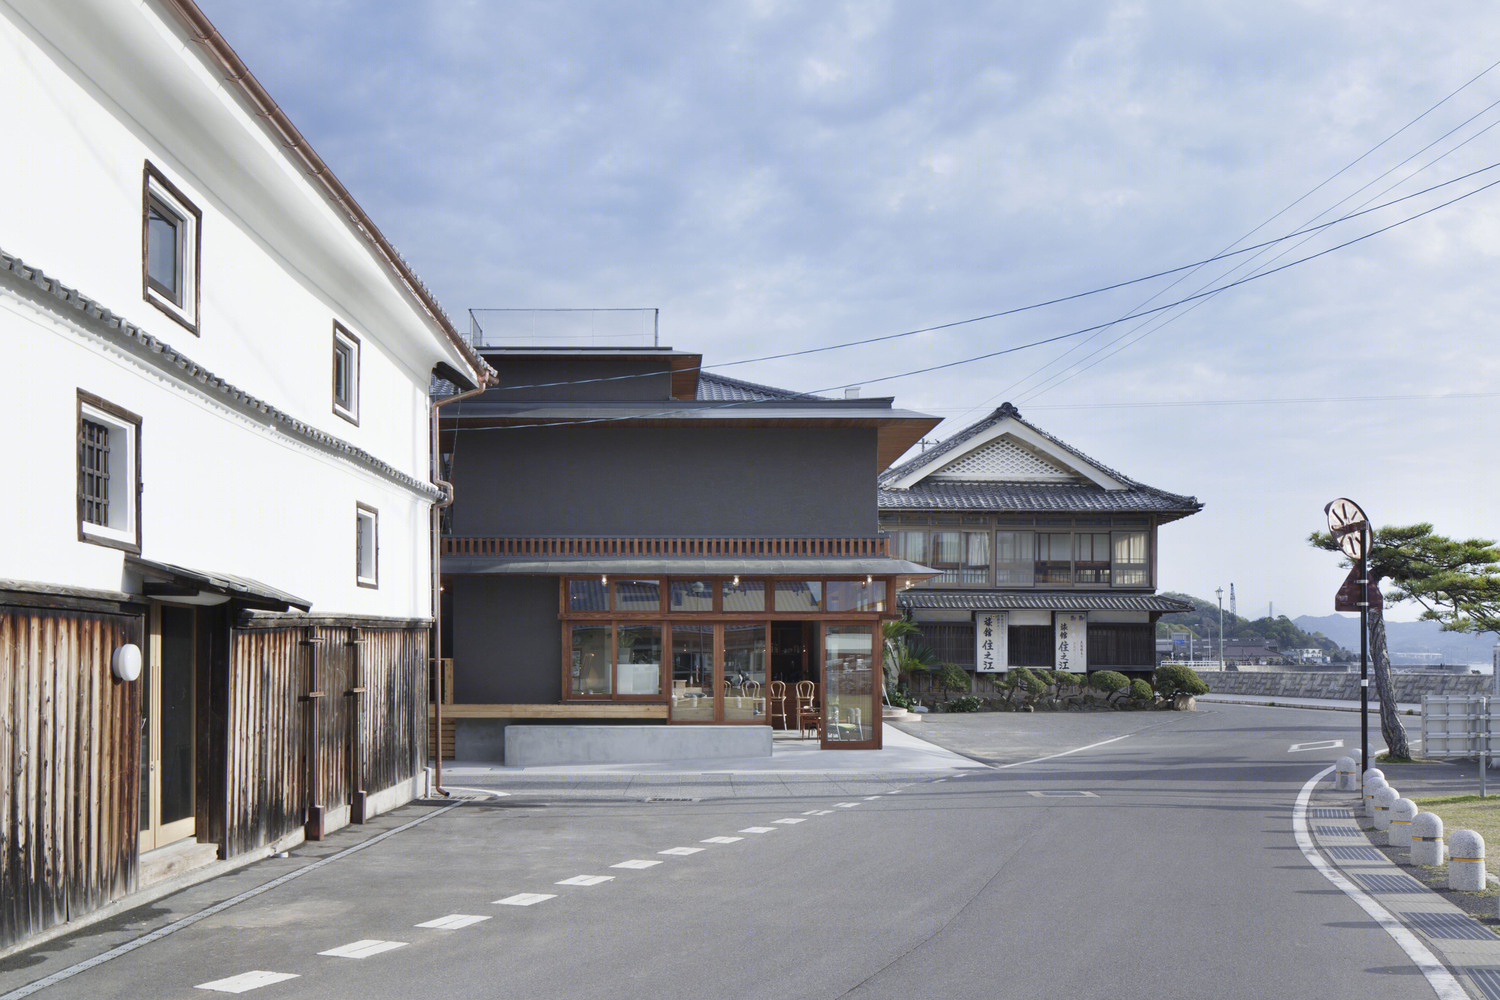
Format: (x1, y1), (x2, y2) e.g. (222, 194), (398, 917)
(0, 606), (140, 950)
(225, 623), (427, 855)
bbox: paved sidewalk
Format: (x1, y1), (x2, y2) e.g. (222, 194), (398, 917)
(1307, 771), (1500, 999)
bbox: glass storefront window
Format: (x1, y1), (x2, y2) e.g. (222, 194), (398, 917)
(824, 625), (875, 745)
(995, 530), (1034, 585)
(670, 580), (715, 612)
(825, 580), (886, 612)
(614, 579), (661, 612)
(723, 625), (767, 721)
(722, 579), (766, 612)
(570, 624), (611, 696)
(774, 580), (822, 612)
(615, 624), (662, 694)
(1112, 530), (1149, 586)
(569, 579), (607, 612)
(671, 624), (715, 720)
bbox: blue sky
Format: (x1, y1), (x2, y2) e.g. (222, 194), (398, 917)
(194, 0), (1500, 630)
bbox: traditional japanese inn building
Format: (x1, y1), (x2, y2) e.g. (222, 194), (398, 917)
(877, 403), (1201, 677)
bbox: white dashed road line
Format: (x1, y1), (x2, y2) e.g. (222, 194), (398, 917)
(701, 836), (743, 844)
(492, 893), (556, 906)
(835, 803), (859, 808)
(659, 847), (705, 856)
(740, 826), (776, 834)
(415, 915), (491, 929)
(611, 859), (663, 869)
(555, 875), (614, 886)
(318, 940), (408, 959)
(194, 971), (299, 994)
(772, 818), (805, 825)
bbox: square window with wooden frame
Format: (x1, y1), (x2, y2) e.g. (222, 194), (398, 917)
(77, 391), (142, 553)
(355, 503), (378, 588)
(142, 163), (201, 332)
(332, 323), (360, 424)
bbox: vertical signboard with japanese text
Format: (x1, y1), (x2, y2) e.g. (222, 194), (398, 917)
(974, 611), (1008, 672)
(1055, 613), (1088, 672)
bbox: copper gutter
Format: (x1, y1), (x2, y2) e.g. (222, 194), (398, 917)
(429, 381), (491, 793)
(159, 0), (488, 385)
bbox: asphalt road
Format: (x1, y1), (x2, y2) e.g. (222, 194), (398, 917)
(0, 704), (1456, 999)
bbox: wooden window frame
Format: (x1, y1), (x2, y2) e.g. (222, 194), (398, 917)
(355, 503), (379, 589)
(141, 162), (202, 334)
(76, 390), (142, 553)
(332, 322), (360, 425)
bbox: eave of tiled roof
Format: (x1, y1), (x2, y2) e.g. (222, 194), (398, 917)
(696, 371), (829, 402)
(877, 482), (1202, 519)
(898, 590), (1194, 613)
(2, 249), (442, 500)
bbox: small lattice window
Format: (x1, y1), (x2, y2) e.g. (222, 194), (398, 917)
(79, 419), (110, 526)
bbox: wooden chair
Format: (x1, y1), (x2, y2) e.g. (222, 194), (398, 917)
(768, 680), (788, 730)
(794, 680), (820, 739)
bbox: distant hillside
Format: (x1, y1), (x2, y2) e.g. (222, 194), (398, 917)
(1158, 593), (1353, 660)
(1295, 614), (1497, 666)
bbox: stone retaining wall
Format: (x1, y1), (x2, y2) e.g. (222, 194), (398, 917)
(1199, 670), (1490, 703)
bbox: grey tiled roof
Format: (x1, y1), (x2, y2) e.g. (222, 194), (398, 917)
(898, 590), (1194, 613)
(878, 401), (1200, 520)
(878, 481), (1201, 515)
(696, 371), (827, 402)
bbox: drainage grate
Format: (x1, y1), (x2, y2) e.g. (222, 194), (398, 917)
(1326, 846), (1385, 861)
(1354, 872), (1429, 894)
(1466, 968), (1500, 1000)
(1316, 825), (1363, 837)
(1406, 912), (1496, 941)
(1312, 808), (1353, 819)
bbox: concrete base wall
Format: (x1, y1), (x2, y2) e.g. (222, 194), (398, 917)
(503, 724), (773, 767)
(1199, 670), (1489, 702)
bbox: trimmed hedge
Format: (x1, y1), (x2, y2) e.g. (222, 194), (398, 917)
(1154, 663), (1209, 698)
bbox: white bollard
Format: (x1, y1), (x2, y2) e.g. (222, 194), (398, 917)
(1449, 829), (1486, 891)
(1362, 776), (1387, 819)
(1372, 786), (1399, 833)
(1335, 756), (1357, 792)
(1411, 813), (1444, 866)
(1387, 798), (1417, 852)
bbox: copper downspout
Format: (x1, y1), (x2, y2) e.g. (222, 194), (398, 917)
(430, 381), (490, 794)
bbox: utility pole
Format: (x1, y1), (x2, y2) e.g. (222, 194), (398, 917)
(1216, 587), (1225, 669)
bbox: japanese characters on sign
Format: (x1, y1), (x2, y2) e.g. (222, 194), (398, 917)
(1054, 613), (1087, 672)
(974, 611), (1008, 673)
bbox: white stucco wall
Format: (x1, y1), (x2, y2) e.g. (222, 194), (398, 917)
(0, 0), (472, 618)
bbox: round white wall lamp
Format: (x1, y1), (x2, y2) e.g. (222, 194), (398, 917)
(112, 643), (143, 682)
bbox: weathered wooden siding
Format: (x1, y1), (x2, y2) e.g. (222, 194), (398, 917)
(0, 605), (141, 950)
(224, 623), (427, 856)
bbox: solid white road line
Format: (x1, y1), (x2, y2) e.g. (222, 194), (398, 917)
(995, 733), (1133, 769)
(1294, 766), (1466, 1000)
(415, 915), (491, 929)
(492, 893), (556, 906)
(318, 940), (408, 959)
(194, 971), (299, 994)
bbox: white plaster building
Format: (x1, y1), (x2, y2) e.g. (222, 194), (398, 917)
(0, 0), (487, 951)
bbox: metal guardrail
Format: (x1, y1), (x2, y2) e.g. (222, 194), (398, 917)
(1421, 694), (1499, 794)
